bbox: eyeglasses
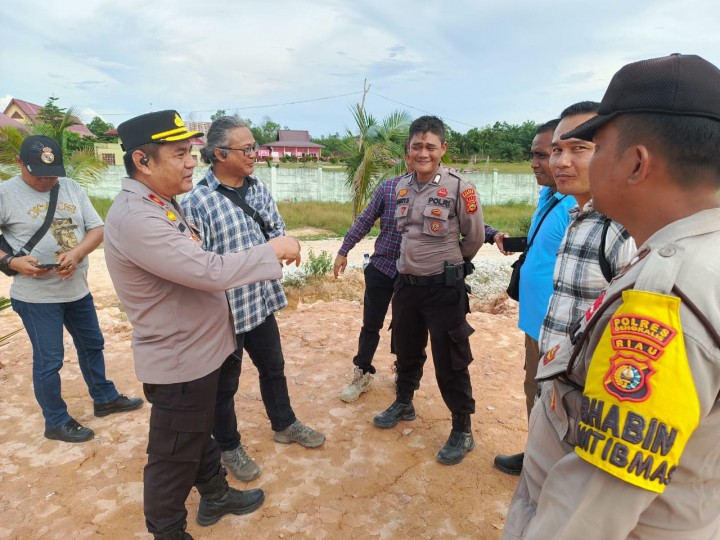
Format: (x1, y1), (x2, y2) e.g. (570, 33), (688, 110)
(220, 143), (259, 156)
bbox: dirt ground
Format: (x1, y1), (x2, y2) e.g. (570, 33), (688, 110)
(0, 239), (528, 540)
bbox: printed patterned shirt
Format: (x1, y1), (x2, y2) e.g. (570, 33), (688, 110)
(538, 200), (636, 355)
(181, 169), (287, 334)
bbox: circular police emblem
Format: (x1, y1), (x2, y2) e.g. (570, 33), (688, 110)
(40, 147), (55, 164)
(612, 363), (642, 391)
(430, 220), (442, 232)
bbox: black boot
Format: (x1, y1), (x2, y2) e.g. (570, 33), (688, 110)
(494, 452), (524, 476)
(437, 413), (475, 465)
(373, 392), (416, 429)
(195, 468), (265, 526)
(152, 522), (193, 540)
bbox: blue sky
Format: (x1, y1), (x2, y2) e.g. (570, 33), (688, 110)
(3, 0), (720, 138)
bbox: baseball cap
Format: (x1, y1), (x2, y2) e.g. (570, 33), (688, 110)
(562, 53), (720, 141)
(19, 135), (66, 177)
(117, 110), (203, 152)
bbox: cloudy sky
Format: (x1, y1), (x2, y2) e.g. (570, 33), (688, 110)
(3, 0), (720, 138)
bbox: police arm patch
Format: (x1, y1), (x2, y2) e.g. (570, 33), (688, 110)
(575, 290), (700, 493)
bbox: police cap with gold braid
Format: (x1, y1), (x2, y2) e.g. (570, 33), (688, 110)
(117, 110), (204, 152)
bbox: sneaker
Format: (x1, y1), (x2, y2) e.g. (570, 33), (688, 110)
(94, 394), (144, 417)
(44, 419), (94, 443)
(221, 446), (261, 482)
(273, 420), (325, 448)
(340, 367), (373, 402)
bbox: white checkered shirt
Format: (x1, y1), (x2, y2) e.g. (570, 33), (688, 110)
(539, 201), (636, 355)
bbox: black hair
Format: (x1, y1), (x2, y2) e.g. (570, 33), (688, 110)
(408, 115), (446, 143)
(123, 143), (162, 176)
(560, 101), (600, 119)
(536, 119), (560, 135)
(615, 113), (720, 184)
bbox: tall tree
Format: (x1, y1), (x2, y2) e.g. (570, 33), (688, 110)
(87, 116), (116, 142)
(210, 109), (227, 122)
(345, 83), (411, 220)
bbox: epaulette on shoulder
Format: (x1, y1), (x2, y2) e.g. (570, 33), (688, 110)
(446, 169), (466, 182)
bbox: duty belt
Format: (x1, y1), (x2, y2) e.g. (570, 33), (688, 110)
(398, 268), (465, 286)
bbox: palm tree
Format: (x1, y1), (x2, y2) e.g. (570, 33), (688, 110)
(344, 95), (411, 221)
(0, 105), (107, 185)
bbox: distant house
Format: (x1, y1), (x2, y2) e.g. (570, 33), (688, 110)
(3, 98), (94, 137)
(0, 112), (26, 130)
(97, 123), (206, 166)
(262, 130), (323, 160)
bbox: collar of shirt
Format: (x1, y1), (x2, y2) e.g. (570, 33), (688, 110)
(204, 169), (257, 191)
(121, 177), (173, 205)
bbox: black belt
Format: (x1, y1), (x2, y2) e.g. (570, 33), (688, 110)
(398, 273), (446, 286)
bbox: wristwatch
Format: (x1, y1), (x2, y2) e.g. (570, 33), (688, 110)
(0, 253), (14, 270)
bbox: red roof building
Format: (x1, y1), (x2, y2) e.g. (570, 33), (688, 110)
(0, 112), (26, 130)
(262, 129), (323, 159)
(3, 98), (94, 137)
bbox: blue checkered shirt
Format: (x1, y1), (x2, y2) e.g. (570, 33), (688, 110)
(181, 170), (287, 334)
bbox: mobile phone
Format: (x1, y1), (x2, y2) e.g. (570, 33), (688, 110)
(502, 237), (528, 252)
(35, 263), (60, 269)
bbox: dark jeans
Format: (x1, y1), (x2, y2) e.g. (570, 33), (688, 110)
(392, 280), (476, 414)
(214, 314), (296, 451)
(353, 262), (395, 374)
(143, 367), (222, 535)
(11, 293), (119, 429)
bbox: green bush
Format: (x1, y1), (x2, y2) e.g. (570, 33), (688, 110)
(304, 249), (332, 277)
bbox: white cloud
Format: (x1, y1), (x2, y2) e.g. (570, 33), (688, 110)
(4, 0), (720, 135)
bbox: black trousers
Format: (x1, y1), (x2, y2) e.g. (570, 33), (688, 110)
(214, 314), (296, 450)
(353, 262), (395, 373)
(143, 366), (222, 534)
(392, 280), (476, 414)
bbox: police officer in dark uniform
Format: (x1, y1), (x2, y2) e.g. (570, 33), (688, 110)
(373, 116), (485, 465)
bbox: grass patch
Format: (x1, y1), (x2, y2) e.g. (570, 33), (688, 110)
(446, 161), (532, 174)
(90, 198), (533, 238)
(91, 196), (114, 221)
(278, 201), (379, 238)
(483, 201), (535, 236)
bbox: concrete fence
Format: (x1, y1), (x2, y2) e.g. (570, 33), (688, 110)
(86, 165), (539, 206)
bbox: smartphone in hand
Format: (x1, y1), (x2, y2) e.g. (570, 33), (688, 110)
(34, 263), (60, 269)
(502, 237), (528, 252)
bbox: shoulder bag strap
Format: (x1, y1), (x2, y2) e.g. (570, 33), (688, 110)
(526, 194), (565, 251)
(598, 217), (613, 282)
(199, 177), (270, 240)
(17, 182), (60, 256)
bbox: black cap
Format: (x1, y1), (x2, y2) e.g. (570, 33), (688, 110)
(117, 110), (203, 152)
(562, 54), (720, 141)
(19, 135), (66, 177)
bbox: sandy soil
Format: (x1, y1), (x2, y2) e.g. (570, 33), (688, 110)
(0, 239), (527, 540)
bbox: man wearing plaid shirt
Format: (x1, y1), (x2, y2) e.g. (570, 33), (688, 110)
(538, 102), (636, 358)
(182, 116), (325, 484)
(335, 155), (505, 403)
